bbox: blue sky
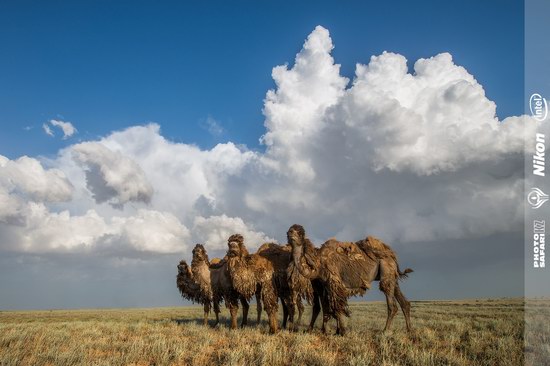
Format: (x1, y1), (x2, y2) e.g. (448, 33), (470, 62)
(0, 1), (532, 308)
(0, 0), (523, 159)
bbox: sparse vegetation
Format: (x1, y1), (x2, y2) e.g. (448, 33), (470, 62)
(0, 299), (526, 366)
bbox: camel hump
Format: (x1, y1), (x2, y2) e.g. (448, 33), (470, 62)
(322, 238), (342, 249)
(257, 242), (290, 258)
(209, 258), (226, 269)
(357, 236), (397, 259)
(256, 242), (280, 253)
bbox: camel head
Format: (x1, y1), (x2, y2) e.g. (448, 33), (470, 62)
(227, 234), (248, 258)
(287, 224), (306, 248)
(287, 224), (320, 279)
(177, 260), (192, 276)
(192, 244), (209, 263)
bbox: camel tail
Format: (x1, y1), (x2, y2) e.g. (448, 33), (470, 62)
(398, 267), (414, 279)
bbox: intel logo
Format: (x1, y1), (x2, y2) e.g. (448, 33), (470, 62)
(530, 93), (548, 122)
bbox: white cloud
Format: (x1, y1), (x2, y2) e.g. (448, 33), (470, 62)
(71, 142), (154, 208)
(50, 119), (77, 139)
(200, 116), (224, 136)
(0, 25), (534, 258)
(95, 123), (254, 220)
(0, 204), (189, 254)
(42, 123), (54, 137)
(333, 51), (529, 175)
(0, 186), (24, 224)
(103, 209), (190, 253)
(0, 155), (73, 203)
(260, 25), (349, 181)
(231, 25), (533, 243)
(192, 214), (275, 251)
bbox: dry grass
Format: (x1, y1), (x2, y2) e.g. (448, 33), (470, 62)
(0, 299), (530, 366)
(525, 299), (550, 366)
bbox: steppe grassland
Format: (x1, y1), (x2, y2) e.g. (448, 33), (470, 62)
(0, 299), (531, 366)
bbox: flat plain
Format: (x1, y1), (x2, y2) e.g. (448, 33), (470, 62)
(0, 299), (539, 366)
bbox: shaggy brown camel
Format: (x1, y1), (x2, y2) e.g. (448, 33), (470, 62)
(256, 242), (313, 331)
(287, 224), (413, 335)
(226, 234), (280, 333)
(190, 244), (261, 328)
(176, 258), (217, 326)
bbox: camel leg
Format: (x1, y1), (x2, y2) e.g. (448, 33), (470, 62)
(309, 291), (320, 331)
(281, 298), (289, 329)
(394, 284), (412, 332)
(309, 282), (322, 332)
(287, 296), (297, 332)
(321, 312), (331, 334)
(335, 312), (347, 336)
(319, 288), (332, 334)
(228, 298), (239, 330)
(296, 297), (304, 326)
(239, 296), (249, 327)
(261, 284), (279, 334)
(382, 283), (398, 332)
(213, 300), (220, 327)
(203, 302), (211, 326)
(255, 286), (262, 325)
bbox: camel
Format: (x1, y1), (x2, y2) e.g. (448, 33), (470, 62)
(226, 234), (280, 333)
(176, 258), (216, 326)
(256, 242), (313, 331)
(191, 244), (262, 329)
(177, 244), (260, 328)
(287, 224), (413, 335)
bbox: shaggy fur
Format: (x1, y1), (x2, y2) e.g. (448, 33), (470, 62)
(256, 242), (313, 330)
(192, 244), (261, 328)
(287, 224), (413, 335)
(178, 244), (259, 328)
(176, 258), (216, 326)
(226, 234), (280, 333)
(356, 236), (414, 279)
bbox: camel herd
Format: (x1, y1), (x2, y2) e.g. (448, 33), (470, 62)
(176, 224), (413, 335)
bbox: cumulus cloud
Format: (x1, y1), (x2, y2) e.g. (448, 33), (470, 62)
(232, 25), (533, 243)
(71, 142), (154, 208)
(50, 119), (77, 139)
(0, 186), (24, 224)
(0, 25), (533, 259)
(192, 214), (275, 252)
(95, 123), (254, 220)
(260, 25), (349, 180)
(106, 209), (190, 253)
(0, 204), (189, 254)
(0, 155), (73, 203)
(334, 52), (528, 175)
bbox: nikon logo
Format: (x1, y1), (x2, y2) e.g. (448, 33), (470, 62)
(534, 133), (545, 177)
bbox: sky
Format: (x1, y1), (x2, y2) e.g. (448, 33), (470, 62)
(0, 0), (532, 310)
